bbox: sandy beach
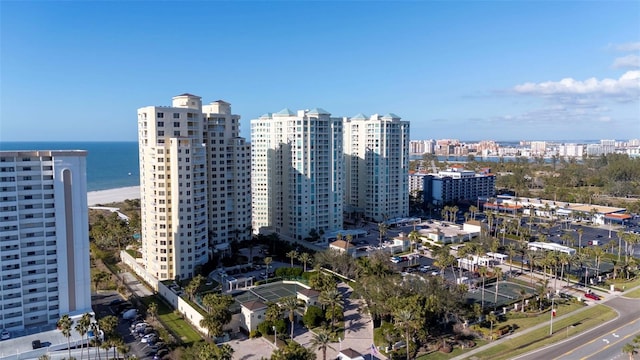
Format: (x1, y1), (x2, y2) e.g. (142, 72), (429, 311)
(87, 186), (141, 206)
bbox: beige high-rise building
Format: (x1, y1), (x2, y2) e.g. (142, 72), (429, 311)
(250, 108), (344, 241)
(0, 150), (92, 331)
(343, 113), (410, 222)
(137, 94), (250, 281)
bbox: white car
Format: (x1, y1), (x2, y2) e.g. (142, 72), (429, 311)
(1, 329), (10, 340)
(141, 333), (158, 343)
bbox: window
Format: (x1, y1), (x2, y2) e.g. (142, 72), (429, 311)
(157, 121), (164, 127)
(173, 131), (180, 136)
(158, 131), (164, 136)
(173, 113), (180, 119)
(157, 112), (164, 118)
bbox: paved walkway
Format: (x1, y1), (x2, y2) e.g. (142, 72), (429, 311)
(294, 282), (384, 359)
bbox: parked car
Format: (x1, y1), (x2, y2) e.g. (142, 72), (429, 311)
(584, 292), (600, 301)
(0, 329), (10, 340)
(390, 256), (402, 264)
(122, 309), (138, 320)
(141, 333), (158, 343)
(32, 340), (42, 349)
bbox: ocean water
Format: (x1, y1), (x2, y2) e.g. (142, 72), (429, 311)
(0, 142), (140, 191)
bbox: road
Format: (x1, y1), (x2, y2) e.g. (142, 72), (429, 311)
(514, 296), (640, 360)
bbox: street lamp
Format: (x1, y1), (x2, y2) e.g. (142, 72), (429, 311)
(549, 295), (556, 335)
(272, 325), (277, 346)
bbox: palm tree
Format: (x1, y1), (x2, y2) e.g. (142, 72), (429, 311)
(493, 267), (503, 309)
(470, 205), (478, 220)
(319, 287), (343, 331)
(558, 252), (570, 288)
(280, 296), (303, 339)
(298, 252), (312, 272)
(57, 314), (74, 360)
(478, 266), (488, 310)
(286, 250), (299, 268)
(75, 312), (92, 360)
(393, 308), (418, 360)
(310, 329), (335, 360)
(200, 313), (219, 338)
(345, 234), (353, 253)
(408, 229), (420, 253)
(264, 256), (273, 276)
(98, 315), (118, 340)
(506, 243), (517, 275)
(592, 246), (605, 277)
(148, 301), (158, 322)
(486, 312), (498, 341)
(88, 321), (100, 360)
(518, 288), (528, 313)
(378, 222), (388, 247)
(185, 274), (204, 301)
(622, 343), (637, 360)
(577, 228), (584, 253)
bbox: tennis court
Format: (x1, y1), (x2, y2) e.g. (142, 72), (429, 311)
(233, 281), (301, 305)
(466, 281), (534, 307)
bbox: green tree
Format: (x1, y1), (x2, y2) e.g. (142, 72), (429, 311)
(378, 222), (388, 247)
(57, 314), (74, 360)
(287, 250), (299, 268)
(310, 328), (335, 360)
(200, 293), (234, 338)
(493, 267), (503, 310)
(486, 312), (498, 341)
(75, 313), (92, 360)
(280, 296), (304, 339)
(298, 252), (312, 272)
(264, 256), (273, 275)
(148, 301), (158, 321)
(92, 271), (109, 292)
(319, 288), (343, 331)
(271, 341), (315, 360)
(185, 274), (205, 301)
(394, 308), (419, 360)
(478, 266), (488, 310)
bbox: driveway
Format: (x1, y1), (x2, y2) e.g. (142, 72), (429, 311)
(294, 282), (382, 359)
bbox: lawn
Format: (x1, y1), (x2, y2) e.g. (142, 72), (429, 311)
(625, 287), (640, 298)
(139, 295), (203, 345)
(503, 301), (584, 330)
(468, 304), (616, 360)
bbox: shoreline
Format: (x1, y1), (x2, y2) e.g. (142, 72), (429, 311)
(87, 186), (140, 206)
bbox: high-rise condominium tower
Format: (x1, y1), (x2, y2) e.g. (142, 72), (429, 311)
(343, 113), (410, 222)
(251, 108), (344, 241)
(137, 94), (250, 281)
(0, 151), (92, 331)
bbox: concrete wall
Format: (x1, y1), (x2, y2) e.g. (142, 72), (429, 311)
(120, 250), (159, 291)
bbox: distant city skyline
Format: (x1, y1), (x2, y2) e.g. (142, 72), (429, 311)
(1, 1), (639, 142)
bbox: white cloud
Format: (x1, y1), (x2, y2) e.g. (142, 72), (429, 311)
(612, 54), (640, 69)
(610, 42), (640, 52)
(513, 71), (640, 101)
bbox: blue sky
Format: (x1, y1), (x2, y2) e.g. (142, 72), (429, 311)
(2, 1), (639, 142)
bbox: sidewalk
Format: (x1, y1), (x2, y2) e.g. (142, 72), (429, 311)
(293, 282), (385, 359)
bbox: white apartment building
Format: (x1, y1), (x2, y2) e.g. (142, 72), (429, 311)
(409, 140), (434, 154)
(0, 151), (92, 331)
(202, 100), (252, 251)
(343, 113), (410, 222)
(530, 141), (547, 156)
(600, 139), (616, 155)
(409, 172), (429, 196)
(251, 108), (343, 241)
(558, 143), (584, 158)
(138, 94), (250, 281)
